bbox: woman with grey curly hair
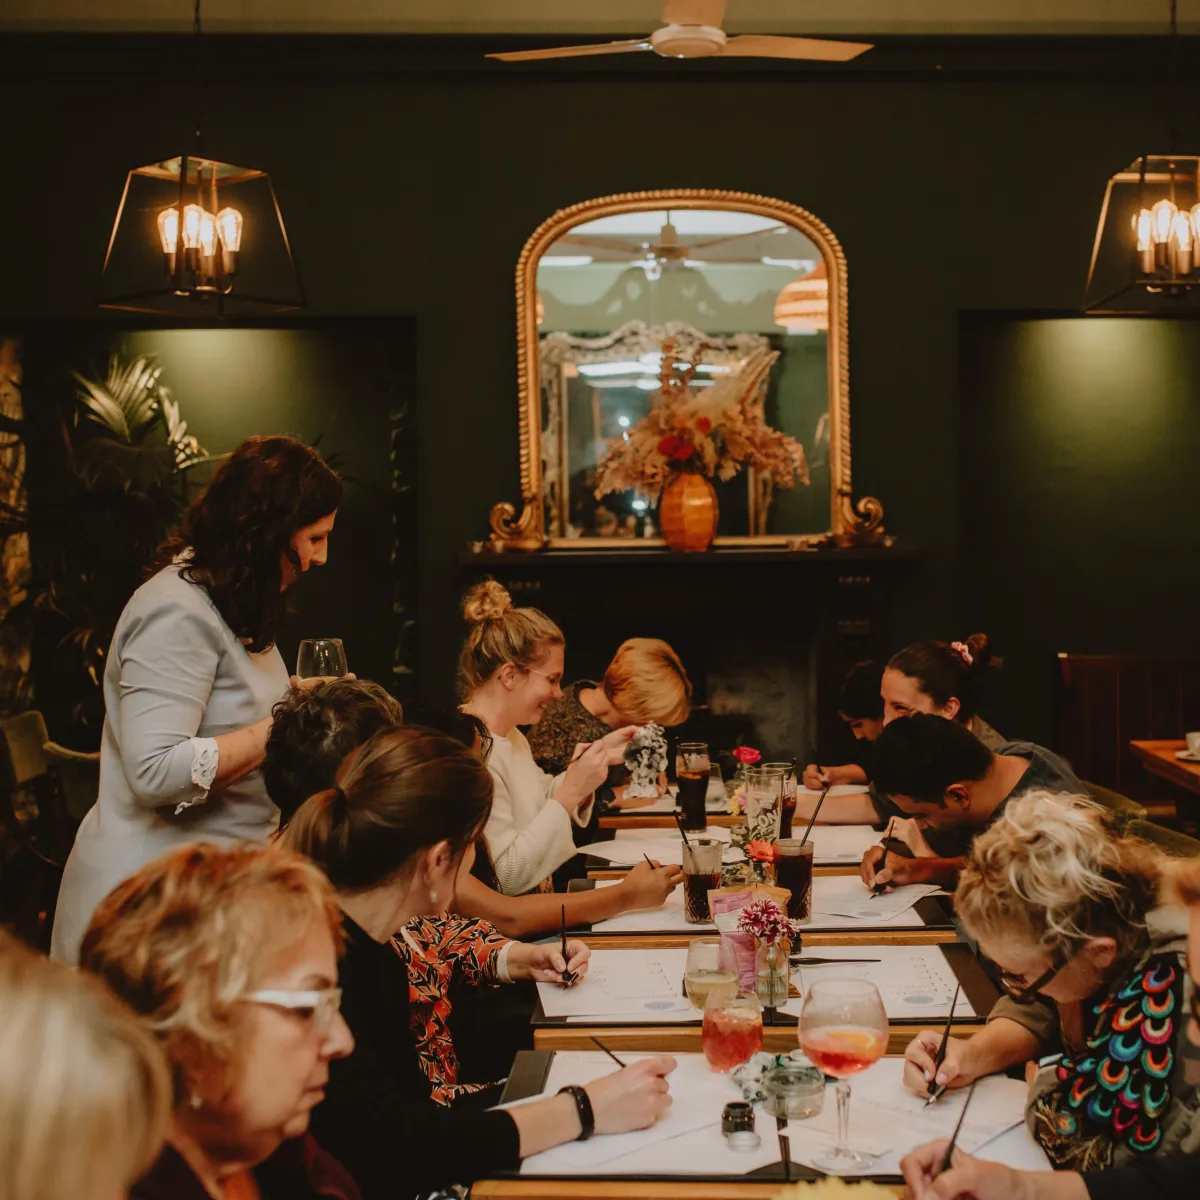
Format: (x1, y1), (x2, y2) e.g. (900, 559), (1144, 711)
(901, 791), (1196, 1172)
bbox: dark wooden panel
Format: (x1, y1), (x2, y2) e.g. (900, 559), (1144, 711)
(1055, 655), (1200, 797)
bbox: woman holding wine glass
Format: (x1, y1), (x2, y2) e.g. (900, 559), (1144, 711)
(52, 434), (343, 964)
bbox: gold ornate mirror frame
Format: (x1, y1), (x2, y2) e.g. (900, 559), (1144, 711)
(486, 188), (885, 551)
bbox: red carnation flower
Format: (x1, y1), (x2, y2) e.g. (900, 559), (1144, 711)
(657, 435), (680, 456)
(669, 442), (695, 463)
(696, 416), (713, 434)
(732, 746), (762, 765)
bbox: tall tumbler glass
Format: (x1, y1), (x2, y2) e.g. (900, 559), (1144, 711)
(676, 742), (711, 832)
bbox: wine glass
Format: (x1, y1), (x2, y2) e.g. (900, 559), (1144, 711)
(702, 992), (763, 1073)
(796, 979), (888, 1172)
(295, 638), (348, 682)
(684, 937), (736, 1011)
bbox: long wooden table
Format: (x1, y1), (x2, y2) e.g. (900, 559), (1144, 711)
(474, 1184), (903, 1199)
(577, 927), (957, 950)
(599, 813), (739, 830)
(1130, 739), (1200, 797)
(586, 865), (858, 881)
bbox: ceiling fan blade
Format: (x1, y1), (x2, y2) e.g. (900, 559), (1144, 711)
(662, 0), (727, 27)
(555, 234), (644, 254)
(488, 38), (652, 62)
(686, 225), (788, 251)
(718, 34), (872, 61)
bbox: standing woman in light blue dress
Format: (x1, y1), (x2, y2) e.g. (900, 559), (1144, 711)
(51, 434), (343, 963)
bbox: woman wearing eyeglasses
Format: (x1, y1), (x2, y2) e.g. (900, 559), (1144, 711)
(459, 581), (636, 895)
(901, 790), (1197, 1171)
(78, 842), (360, 1200)
(282, 725), (676, 1199)
(902, 853), (1200, 1199)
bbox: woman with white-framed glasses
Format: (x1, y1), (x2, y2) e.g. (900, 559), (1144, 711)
(78, 842), (360, 1200)
(900, 790), (1197, 1172)
(459, 580), (637, 894)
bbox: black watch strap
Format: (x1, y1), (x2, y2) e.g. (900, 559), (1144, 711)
(557, 1084), (595, 1140)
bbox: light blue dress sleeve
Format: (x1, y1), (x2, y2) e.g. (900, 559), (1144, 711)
(114, 591), (224, 809)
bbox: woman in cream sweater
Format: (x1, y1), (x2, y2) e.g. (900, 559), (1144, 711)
(460, 582), (635, 894)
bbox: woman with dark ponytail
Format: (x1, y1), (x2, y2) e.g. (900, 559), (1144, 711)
(282, 725), (676, 1199)
(882, 634), (1005, 747)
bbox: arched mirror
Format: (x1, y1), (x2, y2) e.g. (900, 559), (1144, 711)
(486, 189), (884, 550)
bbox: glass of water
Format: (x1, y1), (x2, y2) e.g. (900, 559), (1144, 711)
(295, 638), (348, 682)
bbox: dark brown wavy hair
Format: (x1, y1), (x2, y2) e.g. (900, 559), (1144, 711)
(158, 435), (343, 652)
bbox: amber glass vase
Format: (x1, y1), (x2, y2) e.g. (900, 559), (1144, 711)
(659, 473), (718, 552)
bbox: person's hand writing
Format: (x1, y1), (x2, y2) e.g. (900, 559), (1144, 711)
(893, 816), (934, 857)
(802, 763), (830, 790)
(859, 846), (927, 890)
(618, 860), (684, 910)
(524, 939), (590, 983)
(585, 1056), (676, 1134)
(901, 1030), (973, 1097)
(900, 1141), (1037, 1200)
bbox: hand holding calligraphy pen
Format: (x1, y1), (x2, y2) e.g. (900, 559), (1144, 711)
(870, 817), (914, 897)
(924, 984), (961, 1105)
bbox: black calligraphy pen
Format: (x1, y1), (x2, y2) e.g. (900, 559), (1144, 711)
(589, 1036), (626, 1068)
(936, 1079), (978, 1176)
(559, 905), (576, 987)
(871, 818), (896, 897)
(925, 984), (961, 1105)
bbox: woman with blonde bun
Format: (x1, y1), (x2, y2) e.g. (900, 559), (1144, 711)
(902, 855), (1200, 1200)
(460, 581), (638, 894)
(0, 928), (170, 1200)
(900, 791), (1196, 1172)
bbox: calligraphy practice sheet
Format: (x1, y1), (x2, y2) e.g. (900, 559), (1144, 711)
(510, 1052), (1048, 1178)
(780, 945), (977, 1019)
(537, 948), (692, 1020)
(590, 875), (936, 935)
(579, 825), (881, 869)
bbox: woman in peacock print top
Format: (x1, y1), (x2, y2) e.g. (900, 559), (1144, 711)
(899, 790), (1197, 1171)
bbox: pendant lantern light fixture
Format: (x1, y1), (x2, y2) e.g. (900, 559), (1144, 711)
(1083, 1), (1200, 313)
(98, 0), (303, 315)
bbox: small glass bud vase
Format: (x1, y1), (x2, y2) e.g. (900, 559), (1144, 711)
(754, 938), (790, 1009)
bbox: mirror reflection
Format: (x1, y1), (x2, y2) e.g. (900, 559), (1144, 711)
(536, 208), (832, 541)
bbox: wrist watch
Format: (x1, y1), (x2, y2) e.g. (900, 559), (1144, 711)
(557, 1084), (595, 1140)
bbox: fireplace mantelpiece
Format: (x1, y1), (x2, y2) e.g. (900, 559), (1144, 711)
(458, 547), (917, 764)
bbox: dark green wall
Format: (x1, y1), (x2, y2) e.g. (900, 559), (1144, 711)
(5, 36), (1199, 720)
(961, 316), (1200, 746)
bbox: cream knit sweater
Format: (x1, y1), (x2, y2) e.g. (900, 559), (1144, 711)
(483, 726), (594, 895)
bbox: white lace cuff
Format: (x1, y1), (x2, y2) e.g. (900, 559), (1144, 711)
(495, 941), (514, 985)
(176, 736), (219, 815)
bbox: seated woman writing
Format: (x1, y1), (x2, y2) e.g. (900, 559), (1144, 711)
(262, 679), (682, 939)
(459, 581), (637, 895)
(527, 637), (692, 811)
(282, 725), (676, 1199)
(903, 852), (1200, 1200)
(900, 791), (1196, 1172)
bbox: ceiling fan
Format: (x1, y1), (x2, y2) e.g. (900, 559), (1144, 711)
(555, 215), (792, 277)
(487, 0), (872, 64)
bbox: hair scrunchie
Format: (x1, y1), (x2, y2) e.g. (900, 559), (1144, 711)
(950, 641), (974, 667)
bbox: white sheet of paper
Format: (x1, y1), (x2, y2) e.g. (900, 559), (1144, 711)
(589, 874), (935, 935)
(624, 788), (729, 814)
(811, 874), (943, 921)
(511, 1052), (1049, 1178)
(784, 1056), (1039, 1175)
(513, 1052), (778, 1174)
(780, 945), (977, 1019)
(538, 948), (692, 1019)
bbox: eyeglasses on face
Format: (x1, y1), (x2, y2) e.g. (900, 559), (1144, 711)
(245, 987), (343, 1035)
(994, 952), (1070, 1005)
(522, 665), (563, 688)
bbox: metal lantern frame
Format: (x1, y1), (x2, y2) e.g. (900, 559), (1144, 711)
(99, 152), (305, 316)
(1083, 154), (1200, 314)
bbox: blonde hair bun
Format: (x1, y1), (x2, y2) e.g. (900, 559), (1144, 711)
(463, 580), (513, 624)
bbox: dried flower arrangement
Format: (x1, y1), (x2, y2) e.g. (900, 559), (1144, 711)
(593, 340), (809, 503)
